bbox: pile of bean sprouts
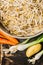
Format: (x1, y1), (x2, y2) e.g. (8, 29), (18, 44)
(0, 0), (43, 36)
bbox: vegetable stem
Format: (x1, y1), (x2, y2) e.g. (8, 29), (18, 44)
(9, 38), (30, 53)
(17, 38), (43, 51)
(28, 50), (43, 64)
(20, 38), (30, 44)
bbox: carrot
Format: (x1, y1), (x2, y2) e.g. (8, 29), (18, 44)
(0, 38), (16, 45)
(0, 29), (19, 45)
(0, 35), (3, 37)
(0, 35), (4, 38)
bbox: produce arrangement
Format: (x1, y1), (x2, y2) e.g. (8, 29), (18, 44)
(0, 29), (43, 64)
(0, 0), (43, 65)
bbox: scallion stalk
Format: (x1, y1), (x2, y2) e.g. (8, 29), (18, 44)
(28, 50), (43, 64)
(17, 38), (43, 51)
(9, 38), (30, 53)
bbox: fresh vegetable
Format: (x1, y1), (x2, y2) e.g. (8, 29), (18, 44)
(26, 44), (42, 58)
(17, 37), (43, 51)
(0, 35), (4, 38)
(0, 29), (19, 45)
(28, 50), (43, 64)
(8, 38), (30, 53)
(20, 38), (30, 44)
(0, 38), (16, 45)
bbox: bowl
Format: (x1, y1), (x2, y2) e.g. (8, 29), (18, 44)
(0, 23), (43, 39)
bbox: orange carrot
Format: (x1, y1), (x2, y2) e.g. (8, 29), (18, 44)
(0, 35), (4, 38)
(0, 38), (16, 45)
(0, 29), (19, 45)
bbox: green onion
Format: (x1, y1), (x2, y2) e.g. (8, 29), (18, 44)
(9, 38), (30, 53)
(20, 38), (30, 44)
(17, 37), (43, 51)
(28, 50), (43, 64)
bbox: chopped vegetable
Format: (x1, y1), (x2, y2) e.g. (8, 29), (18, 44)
(0, 29), (19, 45)
(0, 38), (16, 45)
(26, 44), (42, 58)
(17, 37), (43, 51)
(28, 50), (43, 64)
